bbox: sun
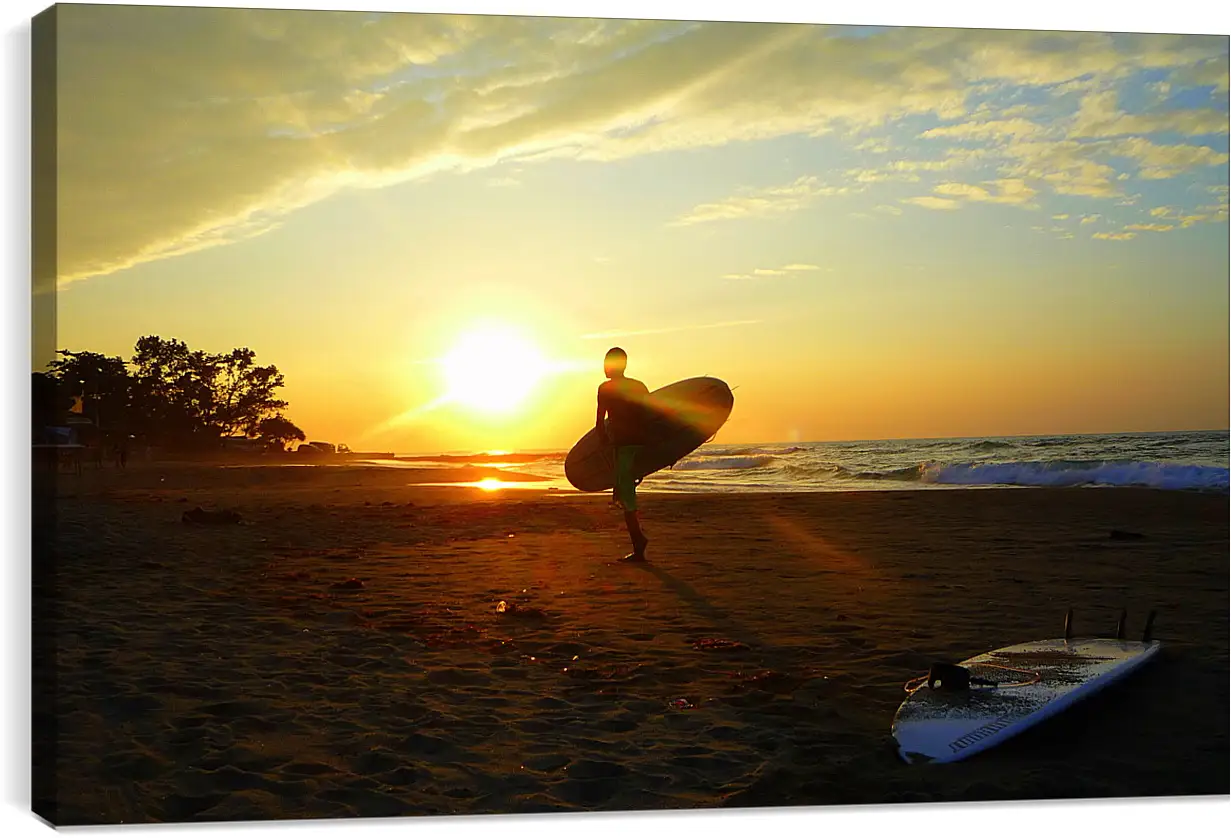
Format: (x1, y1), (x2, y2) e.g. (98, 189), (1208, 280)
(439, 324), (549, 414)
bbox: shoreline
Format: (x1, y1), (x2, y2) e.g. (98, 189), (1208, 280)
(43, 456), (1231, 496)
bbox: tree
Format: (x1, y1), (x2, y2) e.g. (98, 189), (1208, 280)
(130, 336), (290, 448)
(129, 337), (214, 447)
(210, 347), (289, 439)
(44, 350), (134, 442)
(257, 415), (306, 452)
(40, 336), (302, 454)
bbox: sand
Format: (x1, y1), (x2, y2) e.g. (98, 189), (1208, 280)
(32, 463), (1229, 824)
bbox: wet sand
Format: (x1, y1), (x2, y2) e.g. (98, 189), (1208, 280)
(33, 463), (1229, 824)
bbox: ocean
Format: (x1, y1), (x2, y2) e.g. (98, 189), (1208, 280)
(374, 430), (1230, 494)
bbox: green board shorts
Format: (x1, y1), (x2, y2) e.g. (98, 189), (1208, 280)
(614, 445), (643, 511)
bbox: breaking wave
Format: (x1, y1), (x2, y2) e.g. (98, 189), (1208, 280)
(773, 459), (1227, 491)
(920, 460), (1228, 492)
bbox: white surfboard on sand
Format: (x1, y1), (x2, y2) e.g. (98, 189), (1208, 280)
(892, 613), (1161, 765)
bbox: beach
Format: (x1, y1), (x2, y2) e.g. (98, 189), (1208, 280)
(33, 463), (1229, 824)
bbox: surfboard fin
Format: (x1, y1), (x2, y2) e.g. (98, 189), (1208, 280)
(1115, 608), (1127, 640)
(1064, 608), (1074, 640)
(1142, 610), (1157, 643)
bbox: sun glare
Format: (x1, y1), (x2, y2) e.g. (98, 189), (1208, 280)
(440, 325), (549, 414)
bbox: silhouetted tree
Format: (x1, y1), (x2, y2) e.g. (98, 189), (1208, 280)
(45, 350), (134, 442)
(210, 347), (289, 439)
(36, 336), (301, 455)
(130, 336), (218, 447)
(130, 336), (289, 449)
(257, 415), (306, 451)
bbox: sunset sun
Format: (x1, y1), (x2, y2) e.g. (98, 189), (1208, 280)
(439, 325), (549, 414)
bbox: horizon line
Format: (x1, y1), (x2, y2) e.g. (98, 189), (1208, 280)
(377, 427), (1229, 458)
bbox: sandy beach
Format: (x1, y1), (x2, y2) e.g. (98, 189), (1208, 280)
(32, 463), (1229, 824)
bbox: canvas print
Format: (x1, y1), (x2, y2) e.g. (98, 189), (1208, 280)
(30, 2), (1229, 827)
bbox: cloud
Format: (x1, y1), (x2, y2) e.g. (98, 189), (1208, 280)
(918, 117), (1047, 142)
(724, 262), (822, 279)
(669, 176), (854, 226)
(1125, 223), (1175, 232)
(845, 167), (920, 183)
(1171, 58), (1231, 93)
(909, 85), (1228, 206)
(49, 7), (1230, 284)
(933, 178), (1038, 206)
(834, 154), (980, 190)
(1080, 213), (1103, 224)
(581, 319), (762, 339)
(875, 204), (903, 215)
(994, 140), (1125, 198)
(1104, 137), (1231, 179)
(933, 182), (994, 200)
(891, 156), (981, 172)
(1053, 214), (1070, 220)
(854, 137), (893, 153)
(1069, 89), (1228, 139)
(1092, 231), (1137, 240)
(901, 196), (961, 211)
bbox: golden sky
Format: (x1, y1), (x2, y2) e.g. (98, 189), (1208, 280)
(42, 2), (1230, 452)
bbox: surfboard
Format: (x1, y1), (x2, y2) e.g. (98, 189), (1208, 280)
(564, 376), (734, 493)
(892, 620), (1161, 764)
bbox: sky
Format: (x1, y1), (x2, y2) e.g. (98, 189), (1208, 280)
(40, 2), (1230, 453)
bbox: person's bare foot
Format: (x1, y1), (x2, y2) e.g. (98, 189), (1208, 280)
(620, 533), (648, 562)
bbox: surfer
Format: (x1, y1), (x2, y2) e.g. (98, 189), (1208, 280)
(596, 347), (652, 562)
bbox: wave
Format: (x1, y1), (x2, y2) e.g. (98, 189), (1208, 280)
(779, 458), (1228, 491)
(784, 463), (925, 482)
(852, 465), (926, 481)
(781, 462), (849, 478)
(920, 460), (1229, 492)
(673, 455), (776, 471)
(724, 446), (807, 456)
(968, 440), (1016, 452)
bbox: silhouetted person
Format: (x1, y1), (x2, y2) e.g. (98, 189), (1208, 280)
(596, 347), (652, 561)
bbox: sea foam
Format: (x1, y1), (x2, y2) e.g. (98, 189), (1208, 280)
(920, 460), (1229, 492)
